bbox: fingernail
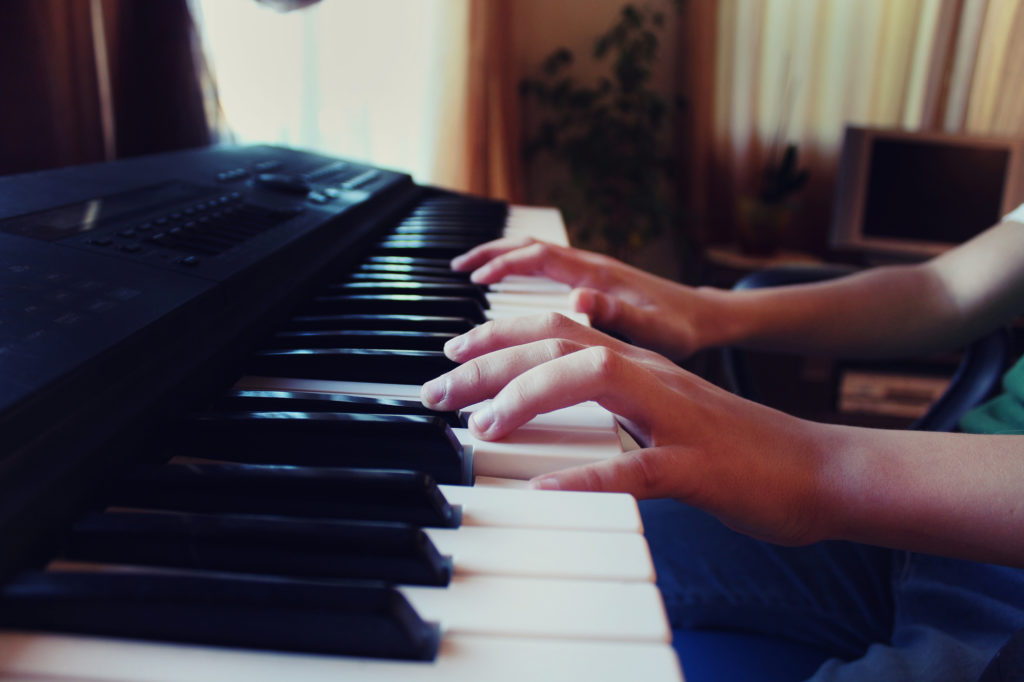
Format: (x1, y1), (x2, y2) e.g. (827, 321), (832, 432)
(420, 377), (448, 408)
(470, 407), (495, 435)
(443, 336), (464, 359)
(450, 254), (467, 270)
(530, 476), (561, 491)
(571, 288), (594, 314)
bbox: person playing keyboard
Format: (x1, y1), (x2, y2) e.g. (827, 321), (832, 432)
(421, 207), (1024, 682)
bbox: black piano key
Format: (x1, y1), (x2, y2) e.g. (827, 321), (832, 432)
(357, 263), (471, 279)
(64, 511), (453, 587)
(374, 239), (481, 260)
(392, 213), (503, 224)
(367, 255), (457, 268)
(103, 463), (462, 527)
(327, 282), (489, 308)
(214, 388), (464, 426)
(307, 295), (486, 323)
(267, 329), (457, 352)
(409, 201), (506, 219)
(391, 224), (503, 239)
(286, 313), (475, 334)
(0, 571), (440, 660)
(250, 347), (459, 385)
(348, 271), (475, 285)
(377, 235), (482, 246)
(173, 411), (472, 485)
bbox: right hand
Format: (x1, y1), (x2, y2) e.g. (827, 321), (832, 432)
(452, 237), (715, 361)
(421, 312), (835, 547)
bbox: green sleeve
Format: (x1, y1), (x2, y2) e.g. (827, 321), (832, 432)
(960, 355), (1024, 435)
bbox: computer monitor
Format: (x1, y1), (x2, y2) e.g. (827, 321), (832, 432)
(830, 126), (1024, 260)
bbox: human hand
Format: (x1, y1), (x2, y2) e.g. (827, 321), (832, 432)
(452, 238), (716, 361)
(420, 313), (837, 546)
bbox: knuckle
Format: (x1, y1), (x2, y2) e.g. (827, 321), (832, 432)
(619, 451), (663, 494)
(503, 374), (532, 408)
(579, 465), (611, 492)
(472, 319), (498, 345)
(542, 311), (574, 335)
(460, 356), (486, 388)
(586, 345), (620, 380)
(543, 336), (579, 359)
(525, 241), (549, 256)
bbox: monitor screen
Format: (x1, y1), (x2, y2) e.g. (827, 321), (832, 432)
(830, 127), (1024, 259)
(862, 139), (1008, 244)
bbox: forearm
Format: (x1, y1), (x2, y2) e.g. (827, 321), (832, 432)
(691, 262), (973, 358)
(692, 218), (1024, 358)
(814, 424), (1024, 567)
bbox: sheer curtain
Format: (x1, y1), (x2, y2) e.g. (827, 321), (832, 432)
(189, 0), (476, 189)
(688, 0), (1024, 251)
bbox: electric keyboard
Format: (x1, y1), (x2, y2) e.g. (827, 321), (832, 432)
(0, 145), (683, 681)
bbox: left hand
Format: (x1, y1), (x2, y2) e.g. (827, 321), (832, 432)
(451, 237), (711, 361)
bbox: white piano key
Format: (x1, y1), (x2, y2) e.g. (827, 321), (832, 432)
(487, 276), (571, 293)
(484, 307), (589, 323)
(236, 377), (425, 400)
(437, 484), (643, 533)
(461, 399), (617, 432)
(505, 205), (571, 246)
(399, 575), (668, 642)
(484, 291), (576, 310)
(470, 475), (531, 489)
(452, 427), (624, 481)
(0, 631), (684, 682)
(424, 525), (654, 582)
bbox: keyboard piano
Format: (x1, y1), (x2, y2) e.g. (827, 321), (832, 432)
(0, 146), (683, 681)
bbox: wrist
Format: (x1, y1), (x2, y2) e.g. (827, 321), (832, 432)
(688, 286), (751, 351)
(801, 423), (877, 543)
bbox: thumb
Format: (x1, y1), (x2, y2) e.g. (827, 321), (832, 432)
(571, 288), (648, 339)
(529, 446), (698, 501)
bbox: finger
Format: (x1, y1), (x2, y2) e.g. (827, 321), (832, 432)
(530, 446), (702, 500)
(443, 312), (631, 363)
(466, 345), (663, 440)
(469, 241), (588, 285)
(420, 337), (586, 411)
(571, 288), (650, 340)
(450, 236), (536, 272)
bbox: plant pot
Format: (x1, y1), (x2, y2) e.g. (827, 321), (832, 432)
(735, 197), (794, 255)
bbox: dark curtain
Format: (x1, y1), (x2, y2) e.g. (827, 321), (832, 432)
(0, 0), (210, 176)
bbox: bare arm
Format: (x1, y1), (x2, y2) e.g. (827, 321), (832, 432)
(699, 218), (1024, 357)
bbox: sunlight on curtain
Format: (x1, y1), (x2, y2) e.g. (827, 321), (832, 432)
(965, 0), (1024, 135)
(714, 0), (1024, 163)
(190, 0), (469, 187)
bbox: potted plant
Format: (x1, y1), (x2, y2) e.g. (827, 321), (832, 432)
(520, 4), (681, 262)
(736, 143), (810, 255)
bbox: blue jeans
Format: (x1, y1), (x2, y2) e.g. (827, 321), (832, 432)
(639, 499), (1024, 681)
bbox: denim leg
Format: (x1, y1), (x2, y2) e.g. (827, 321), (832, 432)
(640, 499), (1024, 682)
(810, 554), (1024, 682)
(639, 498), (894, 659)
